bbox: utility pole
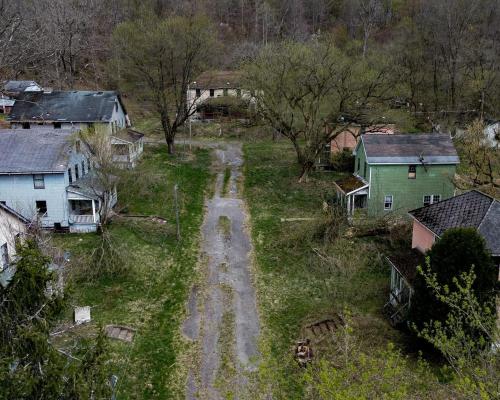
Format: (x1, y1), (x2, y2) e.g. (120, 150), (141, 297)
(174, 184), (181, 241)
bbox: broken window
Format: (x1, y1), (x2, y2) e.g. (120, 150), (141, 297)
(36, 200), (47, 216)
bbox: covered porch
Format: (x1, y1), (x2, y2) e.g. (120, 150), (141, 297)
(67, 195), (100, 233)
(333, 175), (369, 217)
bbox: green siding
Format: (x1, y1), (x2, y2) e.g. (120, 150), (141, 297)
(354, 140), (457, 217)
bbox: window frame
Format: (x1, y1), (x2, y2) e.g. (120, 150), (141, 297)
(423, 194), (441, 207)
(0, 243), (8, 271)
(35, 200), (47, 216)
(33, 174), (45, 189)
(408, 165), (416, 179)
(384, 195), (393, 211)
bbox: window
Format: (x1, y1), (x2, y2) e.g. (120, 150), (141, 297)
(75, 140), (81, 152)
(53, 122), (62, 129)
(115, 101), (119, 112)
(0, 243), (8, 271)
(33, 174), (45, 189)
(424, 194), (441, 206)
(22, 122), (30, 129)
(408, 165), (416, 179)
(75, 164), (79, 180)
(195, 89), (201, 98)
(36, 200), (47, 216)
(68, 168), (73, 184)
(81, 160), (85, 175)
(236, 89), (242, 97)
(384, 195), (393, 210)
(209, 89), (215, 97)
(355, 158), (359, 172)
(223, 88), (228, 96)
(363, 161), (367, 178)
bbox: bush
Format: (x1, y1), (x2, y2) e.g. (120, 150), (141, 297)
(409, 228), (497, 339)
(331, 149), (354, 172)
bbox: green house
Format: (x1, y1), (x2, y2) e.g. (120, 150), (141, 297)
(334, 134), (460, 217)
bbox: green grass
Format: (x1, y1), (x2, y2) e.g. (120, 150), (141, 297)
(243, 141), (425, 398)
(53, 145), (211, 399)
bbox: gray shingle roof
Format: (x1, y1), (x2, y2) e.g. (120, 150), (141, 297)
(360, 134), (460, 165)
(409, 190), (500, 256)
(0, 129), (76, 173)
(8, 91), (126, 123)
(3, 80), (41, 92)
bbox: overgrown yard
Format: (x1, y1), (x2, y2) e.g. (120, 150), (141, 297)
(52, 145), (211, 399)
(243, 141), (450, 399)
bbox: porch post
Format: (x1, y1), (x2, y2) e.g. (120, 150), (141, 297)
(92, 200), (96, 224)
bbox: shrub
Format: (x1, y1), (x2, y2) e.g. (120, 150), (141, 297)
(331, 149), (354, 172)
(409, 228), (497, 340)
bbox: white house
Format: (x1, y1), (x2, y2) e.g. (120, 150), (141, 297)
(0, 202), (29, 287)
(7, 90), (130, 135)
(111, 128), (144, 169)
(0, 128), (117, 233)
(187, 70), (253, 118)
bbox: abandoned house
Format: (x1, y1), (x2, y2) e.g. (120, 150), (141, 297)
(0, 128), (117, 233)
(317, 124), (397, 169)
(111, 128), (144, 169)
(2, 80), (43, 97)
(187, 70), (253, 118)
(0, 202), (29, 287)
(385, 190), (500, 325)
(333, 134), (460, 217)
(7, 90), (130, 135)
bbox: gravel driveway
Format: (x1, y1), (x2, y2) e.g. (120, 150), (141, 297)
(183, 142), (260, 399)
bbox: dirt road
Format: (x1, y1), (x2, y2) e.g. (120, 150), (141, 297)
(183, 142), (260, 399)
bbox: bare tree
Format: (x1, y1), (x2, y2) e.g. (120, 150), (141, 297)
(112, 13), (217, 154)
(245, 39), (390, 182)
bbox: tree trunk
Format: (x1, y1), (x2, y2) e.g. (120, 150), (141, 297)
(298, 160), (314, 183)
(167, 137), (175, 155)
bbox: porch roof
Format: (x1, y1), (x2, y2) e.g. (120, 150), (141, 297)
(334, 175), (368, 195)
(386, 249), (426, 285)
